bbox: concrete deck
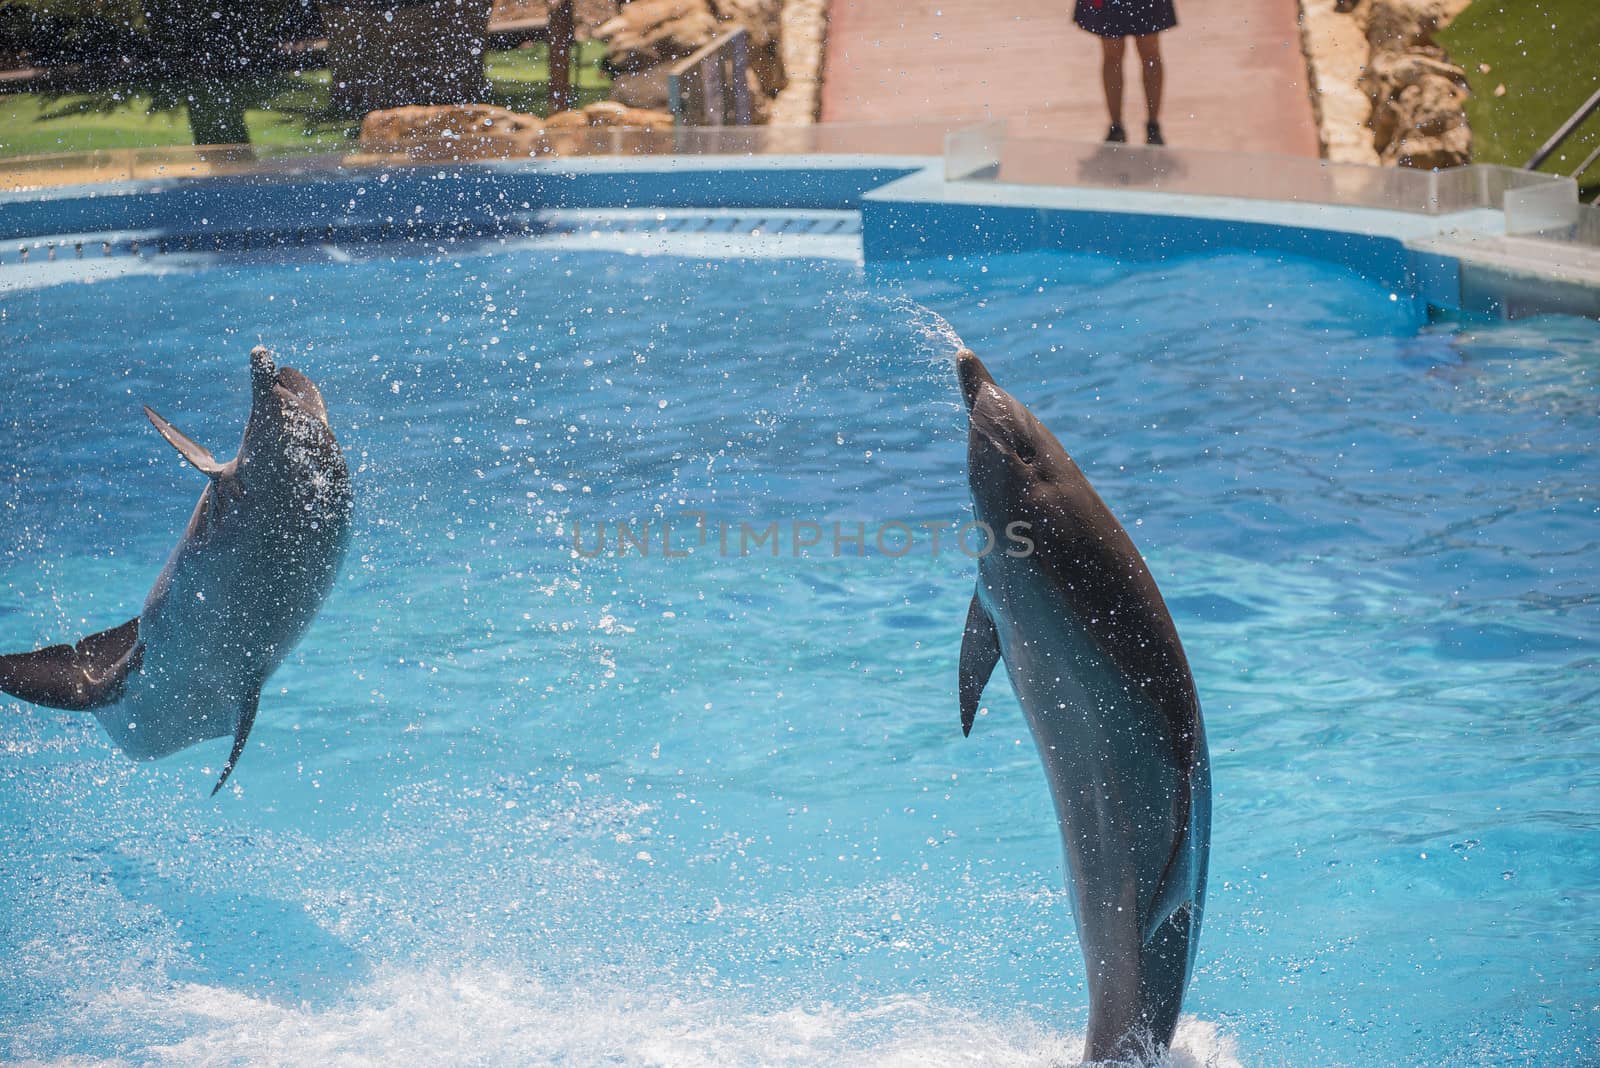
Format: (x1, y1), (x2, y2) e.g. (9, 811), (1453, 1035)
(820, 0), (1321, 156)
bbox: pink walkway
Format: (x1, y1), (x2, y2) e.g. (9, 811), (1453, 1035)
(820, 0), (1320, 156)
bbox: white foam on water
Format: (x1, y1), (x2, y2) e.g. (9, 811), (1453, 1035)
(37, 966), (1241, 1068)
(498, 229), (864, 261)
(0, 255), (210, 294)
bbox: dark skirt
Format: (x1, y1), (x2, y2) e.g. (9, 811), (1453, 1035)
(1073, 0), (1177, 38)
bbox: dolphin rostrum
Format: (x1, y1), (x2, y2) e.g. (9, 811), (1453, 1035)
(0, 346), (353, 795)
(955, 348), (1210, 1063)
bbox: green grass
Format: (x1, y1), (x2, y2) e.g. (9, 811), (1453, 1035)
(0, 44), (612, 158)
(485, 45), (613, 116)
(1439, 0), (1600, 184)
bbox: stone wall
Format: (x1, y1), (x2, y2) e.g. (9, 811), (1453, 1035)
(768, 0), (826, 126)
(354, 102), (675, 163)
(1298, 0), (1472, 169)
(1299, 0), (1380, 163)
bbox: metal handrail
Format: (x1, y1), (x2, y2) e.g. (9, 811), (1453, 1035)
(1571, 141), (1600, 184)
(667, 28), (752, 127)
(1526, 86), (1600, 172)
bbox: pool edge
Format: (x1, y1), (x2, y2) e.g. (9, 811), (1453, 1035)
(0, 154), (1595, 321)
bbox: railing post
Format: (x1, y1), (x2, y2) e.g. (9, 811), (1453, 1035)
(702, 51), (725, 126)
(666, 28), (754, 127)
(547, 0), (575, 114)
(730, 29), (752, 126)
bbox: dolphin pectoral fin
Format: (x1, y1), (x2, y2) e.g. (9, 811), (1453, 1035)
(0, 617), (141, 712)
(1141, 781), (1199, 946)
(211, 687), (261, 797)
(1143, 863), (1196, 947)
(144, 406), (228, 479)
(959, 592), (1001, 737)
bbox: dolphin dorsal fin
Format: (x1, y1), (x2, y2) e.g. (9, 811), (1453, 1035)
(211, 686), (261, 796)
(144, 406), (228, 479)
(959, 591), (1001, 737)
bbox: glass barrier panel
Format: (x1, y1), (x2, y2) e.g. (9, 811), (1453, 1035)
(944, 120), (1007, 181)
(977, 137), (1443, 213)
(1578, 204), (1600, 248)
(1504, 177), (1581, 236)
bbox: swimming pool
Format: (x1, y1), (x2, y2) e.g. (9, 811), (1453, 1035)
(1, 226), (1596, 1065)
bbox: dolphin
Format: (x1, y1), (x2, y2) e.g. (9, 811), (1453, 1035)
(955, 349), (1210, 1063)
(0, 346), (353, 795)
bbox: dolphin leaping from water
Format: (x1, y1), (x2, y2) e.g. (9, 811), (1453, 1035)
(955, 348), (1210, 1063)
(0, 346), (353, 795)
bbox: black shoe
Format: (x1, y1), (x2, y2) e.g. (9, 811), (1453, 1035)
(1105, 122), (1127, 144)
(1146, 121), (1165, 146)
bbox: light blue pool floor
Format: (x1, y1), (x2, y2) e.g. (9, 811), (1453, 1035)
(0, 245), (1596, 1065)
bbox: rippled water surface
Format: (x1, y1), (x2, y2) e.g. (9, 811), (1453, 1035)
(1, 243), (1596, 1066)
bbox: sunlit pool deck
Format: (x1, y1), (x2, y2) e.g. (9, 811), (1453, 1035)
(2, 121), (1597, 319)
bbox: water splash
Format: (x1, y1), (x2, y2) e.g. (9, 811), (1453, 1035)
(61, 966), (1242, 1068)
(890, 295), (968, 368)
(878, 295), (971, 432)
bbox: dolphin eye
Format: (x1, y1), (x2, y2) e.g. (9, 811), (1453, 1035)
(1015, 438), (1036, 463)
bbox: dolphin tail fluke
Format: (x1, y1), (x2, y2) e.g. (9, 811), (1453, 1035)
(144, 406), (229, 479)
(0, 618), (141, 712)
(959, 591), (1000, 736)
(211, 688), (261, 796)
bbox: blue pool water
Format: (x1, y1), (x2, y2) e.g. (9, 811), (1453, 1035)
(0, 240), (1596, 1066)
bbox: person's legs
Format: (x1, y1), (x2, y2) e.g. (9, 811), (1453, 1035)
(1134, 33), (1164, 142)
(1099, 36), (1127, 141)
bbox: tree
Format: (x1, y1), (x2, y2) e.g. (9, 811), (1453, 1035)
(0, 0), (314, 147)
(319, 0), (494, 120)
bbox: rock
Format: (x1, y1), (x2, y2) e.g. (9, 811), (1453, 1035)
(1372, 66), (1471, 168)
(574, 0), (622, 36)
(596, 0), (719, 73)
(582, 101), (675, 128)
(543, 108), (592, 129)
(353, 99), (675, 165)
(541, 102), (676, 155)
(544, 101), (675, 153)
(358, 105), (544, 162)
(610, 66), (675, 110)
(1359, 0), (1473, 169)
(1364, 0), (1470, 52)
(544, 102), (674, 129)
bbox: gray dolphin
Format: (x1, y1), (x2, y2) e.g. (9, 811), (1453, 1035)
(955, 349), (1210, 1063)
(0, 346), (353, 795)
